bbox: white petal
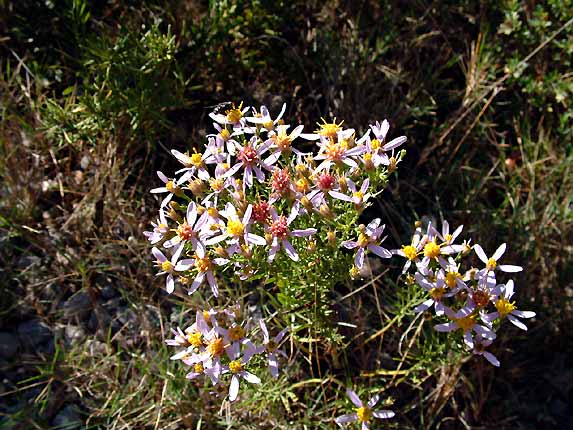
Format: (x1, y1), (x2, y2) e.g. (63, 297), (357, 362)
(474, 244), (488, 264)
(346, 389), (362, 407)
(242, 371), (261, 384)
(492, 243), (506, 261)
(373, 410), (395, 419)
(483, 351), (500, 367)
(335, 414), (358, 424)
(229, 375), (240, 401)
(498, 264), (523, 273)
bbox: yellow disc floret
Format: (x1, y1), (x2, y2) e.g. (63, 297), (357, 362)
(229, 359), (243, 374)
(445, 271), (461, 289)
(316, 118), (343, 138)
(370, 139), (381, 150)
(187, 332), (203, 347)
(195, 257), (211, 273)
(226, 220), (244, 237)
(430, 287), (445, 301)
(487, 257), (497, 271)
(456, 315), (476, 331)
(423, 240), (441, 259)
(161, 260), (174, 272)
(402, 245), (418, 261)
(190, 153), (203, 167)
(194, 363), (204, 373)
(357, 233), (370, 248)
(225, 102), (244, 124)
(228, 326), (245, 342)
(206, 337), (224, 357)
(495, 298), (516, 318)
(356, 406), (372, 423)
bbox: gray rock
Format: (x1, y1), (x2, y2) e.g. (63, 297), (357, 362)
(52, 404), (82, 429)
(64, 325), (86, 346)
(17, 320), (52, 350)
(0, 332), (18, 358)
(63, 292), (92, 321)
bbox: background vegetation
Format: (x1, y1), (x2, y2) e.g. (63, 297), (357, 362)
(1, 0), (572, 428)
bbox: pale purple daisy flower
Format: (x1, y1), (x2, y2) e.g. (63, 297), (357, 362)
(434, 312), (496, 350)
(474, 243), (523, 275)
(143, 209), (170, 245)
(267, 207), (317, 262)
(205, 203), (266, 247)
(392, 223), (425, 273)
(341, 218), (392, 269)
(163, 202), (208, 257)
(413, 271), (457, 317)
(329, 178), (371, 206)
(209, 102), (250, 128)
(472, 335), (500, 367)
(224, 136), (276, 188)
(186, 254), (229, 297)
(246, 103), (287, 132)
(263, 124), (305, 165)
(259, 320), (288, 378)
(481, 280), (536, 331)
(152, 245), (193, 293)
(314, 131), (366, 172)
(430, 220), (465, 254)
(150, 171), (185, 208)
(335, 388), (395, 429)
(224, 350), (261, 402)
(171, 148), (217, 182)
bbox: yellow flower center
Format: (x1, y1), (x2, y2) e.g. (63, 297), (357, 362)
(444, 233), (453, 243)
(430, 287), (445, 301)
(206, 337), (224, 357)
(274, 130), (292, 151)
(220, 128), (231, 141)
(487, 257), (497, 270)
(353, 191), (364, 203)
(495, 298), (516, 318)
(202, 311), (211, 323)
(190, 153), (203, 167)
(227, 219), (244, 237)
(228, 326), (245, 342)
(195, 257), (211, 272)
(445, 271), (461, 289)
(295, 177), (310, 193)
(370, 139), (381, 150)
(210, 178), (224, 192)
(161, 261), (174, 272)
(456, 315), (476, 331)
(263, 120), (274, 130)
(225, 103), (244, 124)
(424, 240), (441, 259)
(207, 207), (218, 218)
(229, 359), (243, 374)
(316, 118), (343, 138)
(194, 363), (204, 373)
(357, 233), (369, 248)
(187, 332), (203, 347)
(356, 406), (372, 422)
(166, 180), (178, 193)
(402, 245), (418, 261)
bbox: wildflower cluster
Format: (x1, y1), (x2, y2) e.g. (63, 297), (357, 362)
(167, 305), (288, 401)
(145, 102), (405, 299)
(396, 220), (536, 366)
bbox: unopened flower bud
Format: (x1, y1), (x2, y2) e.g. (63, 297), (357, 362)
(319, 203), (332, 218)
(414, 220), (422, 228)
(188, 179), (205, 196)
(327, 230), (336, 246)
(349, 265), (360, 279)
(307, 239), (317, 252)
